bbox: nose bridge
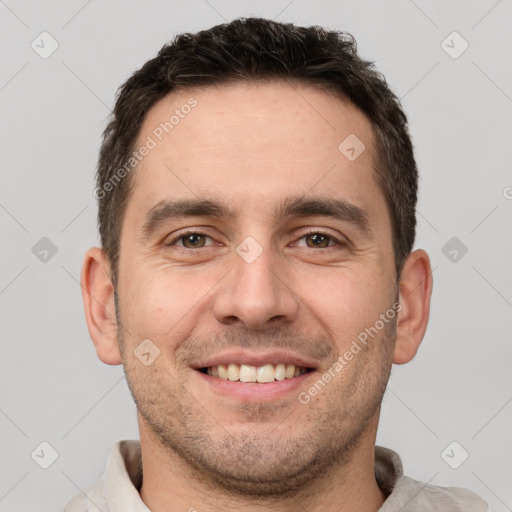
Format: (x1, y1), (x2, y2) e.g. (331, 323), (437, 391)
(212, 236), (300, 329)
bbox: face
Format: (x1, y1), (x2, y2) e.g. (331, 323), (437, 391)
(115, 81), (398, 495)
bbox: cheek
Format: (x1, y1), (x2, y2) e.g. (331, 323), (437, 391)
(295, 266), (393, 346)
(121, 265), (219, 341)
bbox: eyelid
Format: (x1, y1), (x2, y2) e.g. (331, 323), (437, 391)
(292, 228), (347, 248)
(165, 227), (218, 247)
(165, 227), (347, 249)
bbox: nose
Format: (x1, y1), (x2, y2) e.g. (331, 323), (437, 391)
(212, 243), (301, 330)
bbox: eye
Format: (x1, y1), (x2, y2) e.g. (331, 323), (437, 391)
(165, 229), (345, 251)
(166, 231), (215, 249)
(295, 230), (344, 249)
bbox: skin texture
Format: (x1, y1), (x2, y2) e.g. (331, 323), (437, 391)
(81, 81), (433, 512)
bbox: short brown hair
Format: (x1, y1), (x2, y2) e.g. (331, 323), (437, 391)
(96, 17), (418, 286)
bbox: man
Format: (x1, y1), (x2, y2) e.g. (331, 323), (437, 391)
(65, 17), (488, 512)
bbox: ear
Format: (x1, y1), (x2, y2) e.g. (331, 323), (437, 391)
(393, 249), (433, 365)
(80, 247), (122, 365)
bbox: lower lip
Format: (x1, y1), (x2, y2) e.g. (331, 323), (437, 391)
(194, 369), (316, 402)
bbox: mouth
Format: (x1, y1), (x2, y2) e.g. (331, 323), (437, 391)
(198, 363), (313, 383)
(193, 359), (317, 403)
(191, 350), (320, 402)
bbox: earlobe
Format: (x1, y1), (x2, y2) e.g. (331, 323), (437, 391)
(393, 249), (433, 365)
(80, 247), (122, 365)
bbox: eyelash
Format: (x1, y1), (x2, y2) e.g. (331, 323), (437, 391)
(165, 228), (346, 250)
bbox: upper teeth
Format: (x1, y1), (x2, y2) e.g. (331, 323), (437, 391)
(206, 363), (308, 382)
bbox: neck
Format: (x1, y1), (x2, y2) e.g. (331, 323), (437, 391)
(138, 414), (386, 512)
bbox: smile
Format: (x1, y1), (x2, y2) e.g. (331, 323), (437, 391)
(199, 363), (312, 383)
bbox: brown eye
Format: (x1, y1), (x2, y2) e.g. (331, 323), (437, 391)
(180, 233), (207, 248)
(166, 231), (215, 249)
(304, 233), (333, 248)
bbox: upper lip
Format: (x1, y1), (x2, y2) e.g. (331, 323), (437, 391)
(192, 350), (319, 371)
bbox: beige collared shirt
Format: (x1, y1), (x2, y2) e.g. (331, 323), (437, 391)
(63, 440), (488, 511)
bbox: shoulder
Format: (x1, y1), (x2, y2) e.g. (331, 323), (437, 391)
(63, 493), (89, 512)
(62, 440), (142, 512)
(374, 446), (488, 512)
(382, 474), (489, 511)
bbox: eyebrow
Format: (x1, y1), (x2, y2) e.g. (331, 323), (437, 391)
(138, 195), (371, 242)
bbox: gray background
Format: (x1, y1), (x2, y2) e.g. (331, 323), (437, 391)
(1, 0), (511, 510)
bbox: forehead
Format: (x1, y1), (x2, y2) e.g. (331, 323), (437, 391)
(127, 80), (385, 227)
